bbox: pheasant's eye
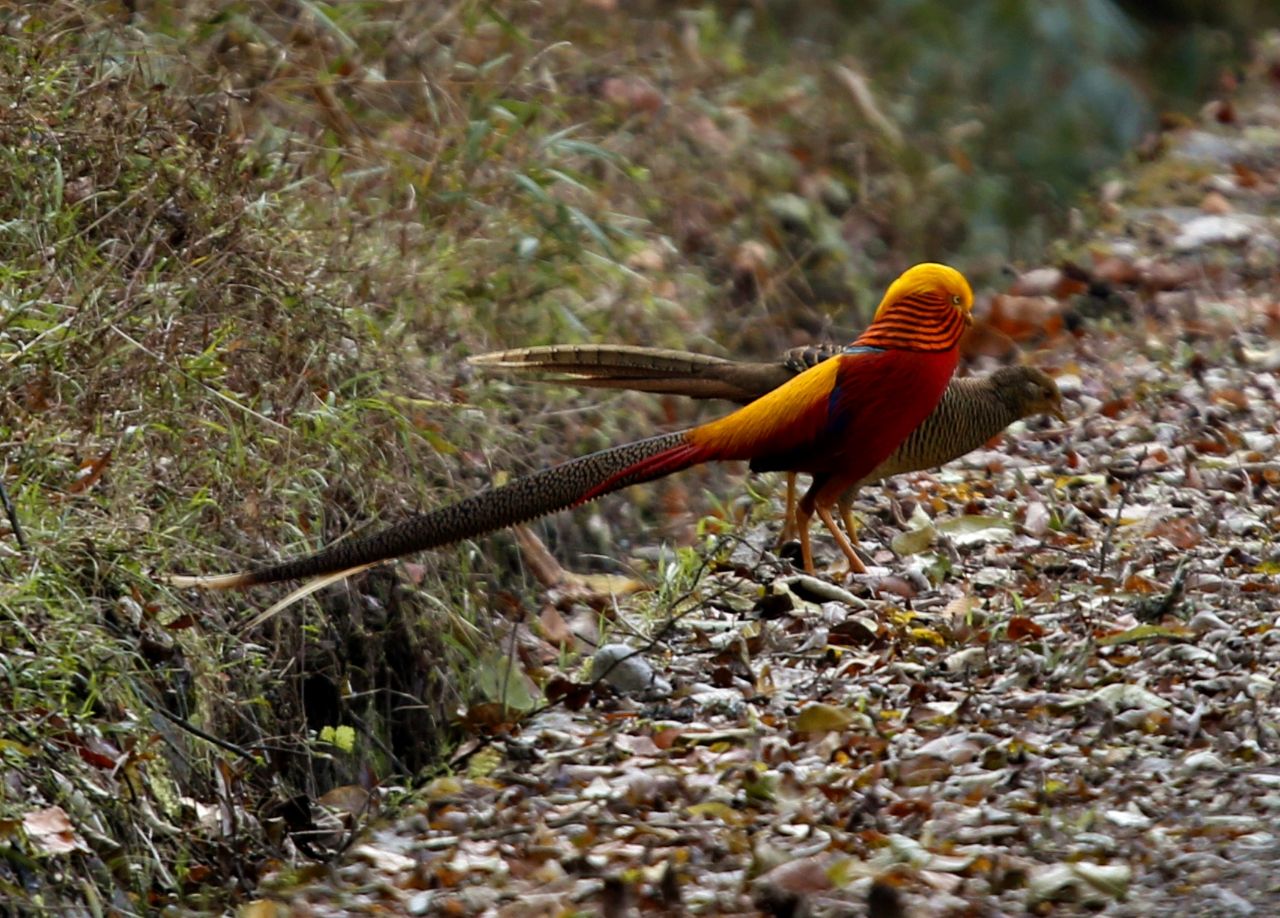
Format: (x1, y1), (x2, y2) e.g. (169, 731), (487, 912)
(951, 295), (963, 306)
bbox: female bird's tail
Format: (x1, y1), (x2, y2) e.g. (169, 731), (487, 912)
(167, 429), (707, 590)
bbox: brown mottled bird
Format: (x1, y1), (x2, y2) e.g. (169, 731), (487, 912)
(469, 344), (1065, 551)
(168, 264), (978, 589)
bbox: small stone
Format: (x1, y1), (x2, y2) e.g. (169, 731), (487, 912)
(1181, 750), (1227, 772)
(1172, 215), (1254, 251)
(1200, 190), (1234, 214)
(591, 644), (672, 696)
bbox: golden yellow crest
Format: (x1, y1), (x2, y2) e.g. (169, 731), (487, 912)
(872, 263), (973, 323)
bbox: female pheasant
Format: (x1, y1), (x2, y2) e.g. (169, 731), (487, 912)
(169, 263), (973, 589)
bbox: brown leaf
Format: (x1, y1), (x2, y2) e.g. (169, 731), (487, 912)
(1189, 438), (1227, 455)
(1099, 396), (1131, 419)
(458, 703), (519, 732)
(1091, 253), (1140, 285)
(318, 784), (373, 817)
(599, 76), (664, 114)
(77, 746), (118, 770)
(1211, 388), (1250, 411)
(1007, 616), (1046, 641)
(1123, 573), (1163, 594)
(511, 525), (565, 588)
(544, 675), (591, 711)
(757, 854), (834, 894)
(67, 449), (113, 494)
(1233, 162), (1261, 188)
(652, 727), (683, 750)
(986, 293), (1065, 340)
(22, 806), (89, 855)
(537, 605), (574, 648)
(1200, 190), (1233, 215)
(959, 321), (1019, 360)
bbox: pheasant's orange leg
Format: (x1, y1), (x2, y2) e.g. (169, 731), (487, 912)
(838, 494), (858, 548)
(816, 503), (868, 575)
(796, 502), (816, 573)
(775, 472), (799, 548)
(837, 494), (870, 572)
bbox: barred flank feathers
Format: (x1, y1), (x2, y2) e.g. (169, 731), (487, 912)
(169, 430), (694, 589)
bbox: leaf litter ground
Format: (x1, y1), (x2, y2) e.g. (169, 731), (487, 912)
(262, 72), (1280, 918)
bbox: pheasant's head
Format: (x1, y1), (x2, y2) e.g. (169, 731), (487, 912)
(855, 263), (975, 353)
(873, 263), (974, 328)
(991, 365), (1066, 422)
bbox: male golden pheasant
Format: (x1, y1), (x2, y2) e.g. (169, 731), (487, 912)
(169, 263), (973, 590)
(469, 345), (1064, 551)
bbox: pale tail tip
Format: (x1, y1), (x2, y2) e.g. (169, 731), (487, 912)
(164, 571), (254, 590)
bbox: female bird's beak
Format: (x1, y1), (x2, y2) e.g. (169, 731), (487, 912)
(1049, 401), (1067, 422)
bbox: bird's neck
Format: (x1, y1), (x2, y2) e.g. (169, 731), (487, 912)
(923, 376), (1023, 451)
(853, 300), (966, 353)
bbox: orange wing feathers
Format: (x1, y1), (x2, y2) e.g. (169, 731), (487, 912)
(686, 356), (844, 459)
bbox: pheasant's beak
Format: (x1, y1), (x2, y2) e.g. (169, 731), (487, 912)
(1049, 401), (1067, 423)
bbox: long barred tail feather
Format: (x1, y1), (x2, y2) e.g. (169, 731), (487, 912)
(167, 430), (698, 590)
(576, 439), (709, 503)
(470, 344), (796, 403)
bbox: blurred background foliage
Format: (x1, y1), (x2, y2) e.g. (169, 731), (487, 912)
(126, 0), (1279, 347)
(740, 0), (1272, 260)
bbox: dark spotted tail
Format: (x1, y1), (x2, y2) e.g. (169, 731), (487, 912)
(167, 430), (693, 589)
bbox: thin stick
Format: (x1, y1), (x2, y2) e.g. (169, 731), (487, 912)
(153, 705), (254, 760)
(1097, 447), (1147, 576)
(0, 467), (27, 552)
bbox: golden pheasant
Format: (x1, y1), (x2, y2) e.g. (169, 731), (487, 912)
(470, 345), (1064, 549)
(169, 263), (973, 590)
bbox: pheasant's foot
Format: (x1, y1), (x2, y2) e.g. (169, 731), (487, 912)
(816, 504), (867, 575)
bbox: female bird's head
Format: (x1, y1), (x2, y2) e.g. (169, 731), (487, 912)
(990, 365), (1067, 422)
(859, 263), (974, 352)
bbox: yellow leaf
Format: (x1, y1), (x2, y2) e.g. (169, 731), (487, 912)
(909, 627), (945, 647)
(794, 703), (855, 733)
(466, 746), (502, 779)
(423, 776), (464, 799)
(319, 724), (356, 753)
(686, 801), (741, 824)
(1098, 624), (1193, 646)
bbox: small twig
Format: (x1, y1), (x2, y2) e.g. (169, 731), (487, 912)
(498, 602), (522, 722)
(0, 467), (27, 551)
(1097, 447), (1148, 576)
(1130, 560), (1192, 623)
(153, 705), (255, 760)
